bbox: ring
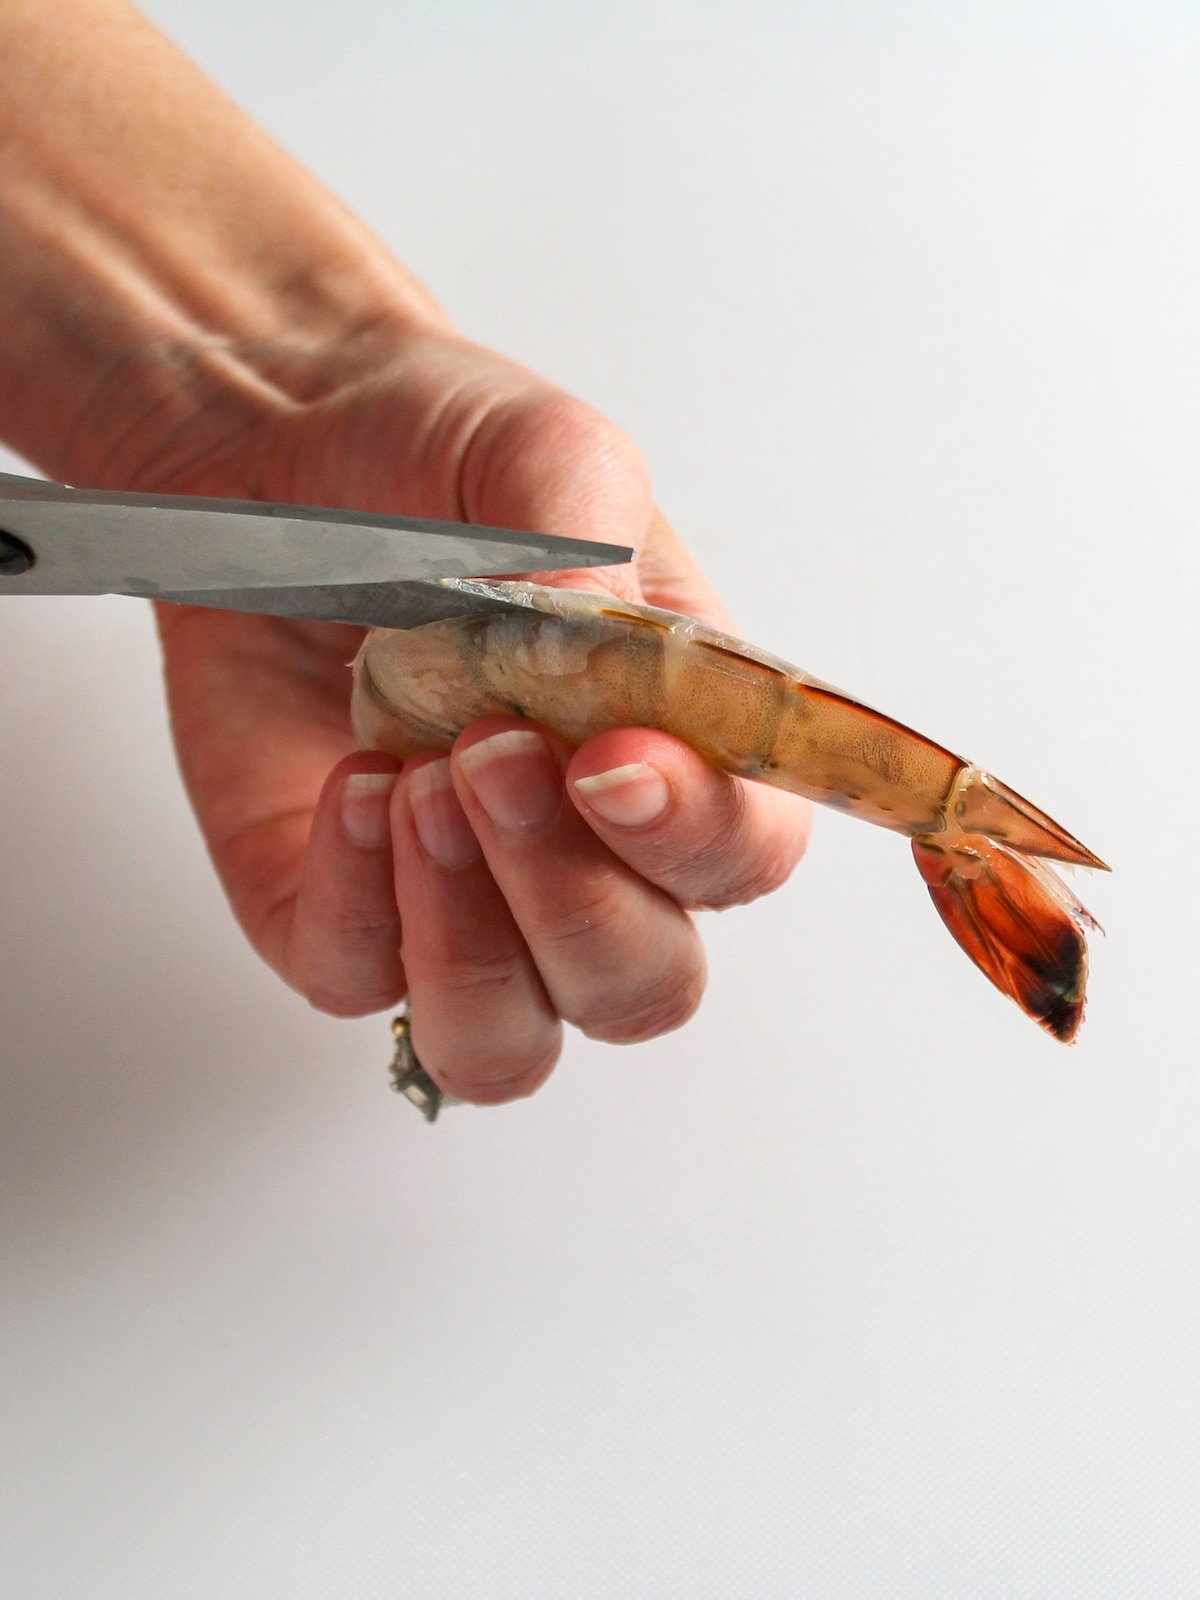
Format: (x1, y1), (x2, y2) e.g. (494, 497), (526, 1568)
(388, 1005), (458, 1122)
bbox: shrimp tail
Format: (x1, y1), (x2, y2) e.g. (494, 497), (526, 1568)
(911, 834), (1102, 1043)
(946, 769), (1110, 870)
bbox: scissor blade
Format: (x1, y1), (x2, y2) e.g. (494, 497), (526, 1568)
(0, 473), (632, 596)
(153, 577), (537, 630)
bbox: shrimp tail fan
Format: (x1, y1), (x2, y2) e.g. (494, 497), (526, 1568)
(911, 834), (1101, 1043)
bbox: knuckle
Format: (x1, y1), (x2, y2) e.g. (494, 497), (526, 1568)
(464, 386), (650, 526)
(696, 840), (799, 910)
(536, 876), (625, 954)
(328, 904), (402, 949)
(442, 1046), (561, 1107)
(690, 795), (801, 910)
(289, 912), (403, 1018)
(576, 958), (707, 1046)
(305, 985), (401, 1020)
(419, 941), (528, 1002)
(523, 392), (648, 486)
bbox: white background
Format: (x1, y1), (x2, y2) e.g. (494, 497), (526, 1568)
(2, 3), (1197, 1594)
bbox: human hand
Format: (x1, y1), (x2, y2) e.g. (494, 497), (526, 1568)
(0, 0), (808, 1103)
(142, 320), (811, 1102)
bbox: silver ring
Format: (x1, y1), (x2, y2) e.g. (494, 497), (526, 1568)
(388, 1005), (460, 1122)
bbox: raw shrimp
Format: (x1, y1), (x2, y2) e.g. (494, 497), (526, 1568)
(353, 583), (1107, 1042)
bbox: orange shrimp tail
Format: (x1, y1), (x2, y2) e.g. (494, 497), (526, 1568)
(912, 834), (1101, 1043)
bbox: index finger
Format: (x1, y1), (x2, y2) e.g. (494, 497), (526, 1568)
(568, 727), (811, 912)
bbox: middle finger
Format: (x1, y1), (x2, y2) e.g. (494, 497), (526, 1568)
(452, 719), (707, 1045)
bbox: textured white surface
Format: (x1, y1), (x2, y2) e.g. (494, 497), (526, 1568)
(2, 3), (1197, 1594)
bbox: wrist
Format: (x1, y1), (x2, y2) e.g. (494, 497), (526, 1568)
(0, 0), (445, 487)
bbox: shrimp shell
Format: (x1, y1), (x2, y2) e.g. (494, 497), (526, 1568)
(352, 583), (1107, 1041)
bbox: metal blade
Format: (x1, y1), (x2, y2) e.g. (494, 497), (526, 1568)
(152, 577), (540, 629)
(0, 473), (632, 597)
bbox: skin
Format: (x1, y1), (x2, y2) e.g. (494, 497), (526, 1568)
(0, 0), (810, 1103)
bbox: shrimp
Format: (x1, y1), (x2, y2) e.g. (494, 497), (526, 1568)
(352, 583), (1107, 1042)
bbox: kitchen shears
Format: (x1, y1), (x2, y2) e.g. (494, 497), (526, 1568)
(0, 470), (633, 625)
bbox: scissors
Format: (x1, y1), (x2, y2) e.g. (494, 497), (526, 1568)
(0, 470), (633, 626)
(0, 469), (634, 1122)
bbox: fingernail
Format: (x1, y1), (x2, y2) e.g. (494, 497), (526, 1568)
(341, 770), (398, 848)
(409, 759), (481, 869)
(458, 729), (562, 834)
(573, 762), (670, 827)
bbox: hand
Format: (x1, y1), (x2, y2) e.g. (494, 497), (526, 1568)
(143, 318), (811, 1102)
(0, 0), (807, 1103)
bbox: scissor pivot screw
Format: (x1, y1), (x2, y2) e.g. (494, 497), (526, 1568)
(0, 531), (34, 576)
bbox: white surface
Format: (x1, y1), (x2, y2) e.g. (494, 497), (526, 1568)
(2, 3), (1197, 1594)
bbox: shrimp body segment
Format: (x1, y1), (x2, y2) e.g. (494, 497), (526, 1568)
(352, 583), (1107, 1041)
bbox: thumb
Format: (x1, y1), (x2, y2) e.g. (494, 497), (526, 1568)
(457, 379), (732, 630)
(454, 378), (653, 604)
